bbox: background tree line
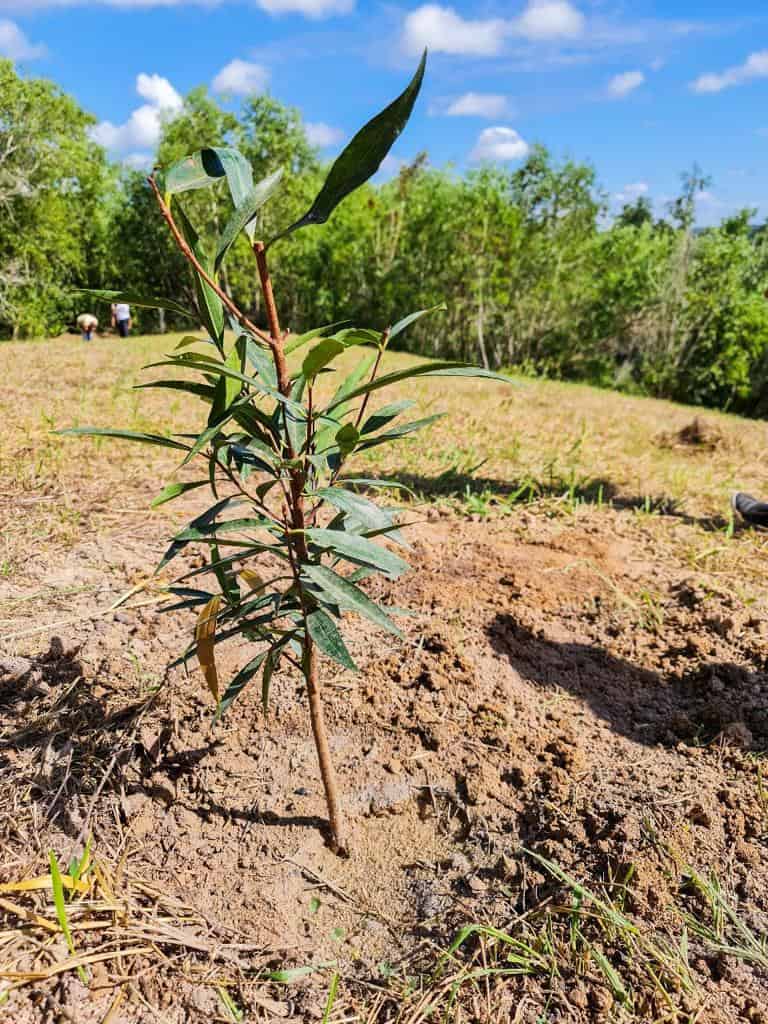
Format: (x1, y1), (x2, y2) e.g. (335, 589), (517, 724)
(3, 58), (768, 415)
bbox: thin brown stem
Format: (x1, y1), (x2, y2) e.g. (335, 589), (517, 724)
(305, 383), (317, 501)
(304, 643), (348, 852)
(147, 176), (272, 349)
(353, 329), (389, 433)
(253, 239), (349, 856)
(253, 240), (290, 397)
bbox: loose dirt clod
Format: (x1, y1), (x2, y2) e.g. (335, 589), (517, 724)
(657, 415), (730, 451)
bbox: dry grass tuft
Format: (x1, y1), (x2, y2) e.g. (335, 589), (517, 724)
(0, 855), (272, 1000)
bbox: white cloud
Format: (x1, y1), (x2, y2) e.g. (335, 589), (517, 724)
(91, 73), (181, 153)
(0, 0), (198, 6)
(0, 19), (46, 60)
(511, 0), (584, 41)
(136, 71), (183, 111)
(123, 152), (155, 170)
(305, 121), (344, 147)
(691, 50), (768, 94)
(401, 1), (585, 56)
(615, 181), (649, 202)
(470, 126), (529, 163)
(607, 70), (645, 97)
(0, 0), (354, 13)
(402, 5), (505, 56)
(256, 0), (354, 15)
(212, 59), (269, 95)
(445, 92), (510, 118)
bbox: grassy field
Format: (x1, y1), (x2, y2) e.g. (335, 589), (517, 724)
(3, 330), (768, 565)
(1, 332), (767, 1023)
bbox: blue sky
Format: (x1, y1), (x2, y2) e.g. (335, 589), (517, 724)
(2, 0), (767, 224)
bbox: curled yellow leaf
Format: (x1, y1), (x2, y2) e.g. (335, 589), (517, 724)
(195, 596), (221, 703)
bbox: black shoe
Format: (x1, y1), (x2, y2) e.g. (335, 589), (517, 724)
(732, 492), (768, 527)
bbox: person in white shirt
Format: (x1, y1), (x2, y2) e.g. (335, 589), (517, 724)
(76, 313), (98, 341)
(111, 302), (132, 338)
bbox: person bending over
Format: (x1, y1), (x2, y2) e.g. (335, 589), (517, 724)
(76, 313), (98, 341)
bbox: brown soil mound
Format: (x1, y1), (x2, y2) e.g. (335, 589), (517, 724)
(657, 415), (732, 452)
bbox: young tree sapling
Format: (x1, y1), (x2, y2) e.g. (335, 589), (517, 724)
(62, 51), (512, 855)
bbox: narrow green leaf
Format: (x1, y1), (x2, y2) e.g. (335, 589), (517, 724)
(312, 352), (377, 459)
(335, 423), (359, 456)
(283, 321), (351, 356)
(49, 852), (86, 981)
(350, 519), (412, 550)
(261, 649), (276, 714)
(301, 563), (402, 637)
(269, 51), (426, 244)
(175, 201), (225, 348)
(161, 146), (253, 199)
(307, 528), (409, 579)
(136, 379), (216, 402)
(322, 973), (340, 1024)
(151, 480), (209, 508)
(68, 836), (92, 888)
(184, 407), (238, 464)
(224, 342), (244, 409)
(208, 376), (228, 427)
(147, 356), (305, 415)
(226, 437), (280, 472)
(329, 351), (377, 408)
(232, 403), (279, 443)
(56, 427), (190, 451)
(216, 650), (269, 719)
(216, 147), (255, 209)
(215, 168), (284, 271)
(311, 487), (392, 531)
(265, 964), (334, 984)
(255, 478), (280, 502)
(286, 375), (307, 454)
(360, 400), (415, 435)
(330, 328), (381, 347)
(359, 413), (444, 447)
(299, 330), (379, 386)
(302, 339), (345, 381)
(211, 538), (241, 607)
(389, 302), (447, 341)
(307, 609), (357, 671)
(209, 445), (221, 498)
(175, 335), (208, 350)
(75, 288), (192, 320)
(326, 361), (514, 413)
(178, 545), (267, 582)
(591, 948), (630, 1004)
(175, 515), (277, 540)
(244, 338), (278, 389)
(158, 496), (237, 570)
(339, 477), (417, 497)
(347, 566), (377, 583)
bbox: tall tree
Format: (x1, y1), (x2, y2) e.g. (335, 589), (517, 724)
(0, 59), (111, 337)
